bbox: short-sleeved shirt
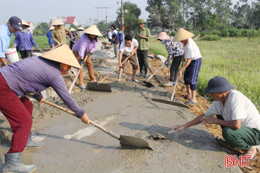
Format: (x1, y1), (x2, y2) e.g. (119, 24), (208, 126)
(0, 24), (12, 58)
(119, 39), (138, 56)
(137, 27), (150, 50)
(183, 38), (202, 60)
(204, 90), (260, 130)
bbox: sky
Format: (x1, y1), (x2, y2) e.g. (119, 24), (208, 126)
(0, 0), (149, 26)
(0, 0), (240, 26)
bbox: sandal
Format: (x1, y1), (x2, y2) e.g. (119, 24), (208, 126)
(185, 100), (196, 105)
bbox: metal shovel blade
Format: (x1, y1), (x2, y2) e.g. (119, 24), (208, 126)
(119, 135), (152, 150)
(142, 81), (155, 88)
(87, 82), (112, 92)
(151, 98), (189, 109)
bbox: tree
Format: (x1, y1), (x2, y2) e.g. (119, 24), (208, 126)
(33, 22), (49, 36)
(115, 2), (141, 33)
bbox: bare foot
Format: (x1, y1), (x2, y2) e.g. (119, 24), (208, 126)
(245, 146), (257, 158)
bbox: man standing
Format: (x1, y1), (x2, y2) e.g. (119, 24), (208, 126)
(136, 19), (150, 78)
(0, 16), (22, 66)
(52, 19), (72, 46)
(174, 76), (260, 160)
(174, 28), (202, 105)
(111, 24), (120, 59)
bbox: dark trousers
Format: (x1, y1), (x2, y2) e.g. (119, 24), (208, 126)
(70, 41), (75, 50)
(19, 50), (33, 59)
(217, 115), (260, 151)
(169, 55), (182, 82)
(0, 74), (33, 153)
(137, 49), (148, 74)
(184, 58), (202, 90)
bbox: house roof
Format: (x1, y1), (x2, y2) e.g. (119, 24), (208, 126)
(65, 16), (76, 24)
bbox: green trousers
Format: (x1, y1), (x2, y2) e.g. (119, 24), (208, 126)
(222, 127), (260, 151)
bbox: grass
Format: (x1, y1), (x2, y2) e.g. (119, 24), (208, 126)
(149, 37), (260, 110)
(10, 35), (53, 49)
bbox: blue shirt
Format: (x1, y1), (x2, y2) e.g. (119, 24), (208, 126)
(46, 30), (54, 45)
(0, 24), (12, 58)
(13, 30), (37, 51)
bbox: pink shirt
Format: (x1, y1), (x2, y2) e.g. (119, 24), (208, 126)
(72, 34), (97, 57)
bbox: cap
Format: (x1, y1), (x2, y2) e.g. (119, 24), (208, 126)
(9, 16), (22, 30)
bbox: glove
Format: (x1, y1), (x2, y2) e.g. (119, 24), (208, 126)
(164, 58), (171, 67)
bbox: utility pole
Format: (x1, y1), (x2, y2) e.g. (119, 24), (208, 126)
(121, 0), (124, 34)
(94, 7), (110, 25)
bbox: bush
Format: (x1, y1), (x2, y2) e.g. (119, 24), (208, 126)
(201, 35), (221, 41)
(219, 29), (230, 37)
(228, 28), (241, 37)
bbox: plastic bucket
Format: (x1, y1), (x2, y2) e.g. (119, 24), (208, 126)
(5, 48), (19, 63)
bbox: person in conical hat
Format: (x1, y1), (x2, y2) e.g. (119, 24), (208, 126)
(0, 44), (89, 172)
(46, 26), (55, 48)
(77, 26), (84, 37)
(69, 28), (78, 49)
(157, 31), (184, 87)
(12, 19), (38, 59)
(72, 25), (102, 88)
(52, 18), (72, 46)
(174, 28), (202, 105)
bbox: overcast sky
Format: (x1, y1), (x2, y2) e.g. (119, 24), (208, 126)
(1, 0), (240, 26)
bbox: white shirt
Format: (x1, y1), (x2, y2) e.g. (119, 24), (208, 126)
(112, 29), (118, 36)
(119, 39), (138, 56)
(183, 38), (202, 60)
(204, 90), (260, 130)
(107, 31), (112, 39)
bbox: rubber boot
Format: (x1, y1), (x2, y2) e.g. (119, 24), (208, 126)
(25, 133), (44, 149)
(3, 153), (37, 173)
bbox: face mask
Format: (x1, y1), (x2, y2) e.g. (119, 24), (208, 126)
(21, 28), (29, 33)
(160, 40), (165, 44)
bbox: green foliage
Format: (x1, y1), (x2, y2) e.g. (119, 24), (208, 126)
(219, 29), (230, 37)
(33, 22), (49, 36)
(116, 2), (141, 33)
(201, 35), (221, 41)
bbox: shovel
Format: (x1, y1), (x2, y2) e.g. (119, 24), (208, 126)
(87, 55), (131, 92)
(68, 56), (88, 93)
(42, 100), (152, 150)
(143, 63), (165, 88)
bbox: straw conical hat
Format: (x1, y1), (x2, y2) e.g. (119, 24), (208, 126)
(22, 20), (30, 27)
(52, 19), (64, 25)
(49, 26), (54, 30)
(84, 25), (102, 37)
(41, 44), (80, 68)
(70, 28), (76, 32)
(173, 28), (194, 42)
(77, 26), (84, 31)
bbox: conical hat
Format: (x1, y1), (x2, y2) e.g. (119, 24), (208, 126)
(77, 26), (84, 31)
(173, 28), (194, 42)
(22, 19), (30, 27)
(49, 26), (54, 30)
(84, 25), (102, 37)
(70, 28), (76, 32)
(41, 44), (81, 68)
(52, 19), (64, 25)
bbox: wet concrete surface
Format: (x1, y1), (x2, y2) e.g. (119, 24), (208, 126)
(0, 41), (242, 173)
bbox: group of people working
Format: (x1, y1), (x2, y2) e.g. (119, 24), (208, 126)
(0, 16), (259, 172)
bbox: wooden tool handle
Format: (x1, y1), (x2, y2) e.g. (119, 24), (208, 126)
(99, 55), (131, 83)
(146, 63), (165, 82)
(42, 100), (120, 140)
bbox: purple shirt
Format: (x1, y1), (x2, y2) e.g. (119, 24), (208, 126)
(13, 30), (37, 51)
(72, 34), (97, 57)
(0, 56), (85, 118)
